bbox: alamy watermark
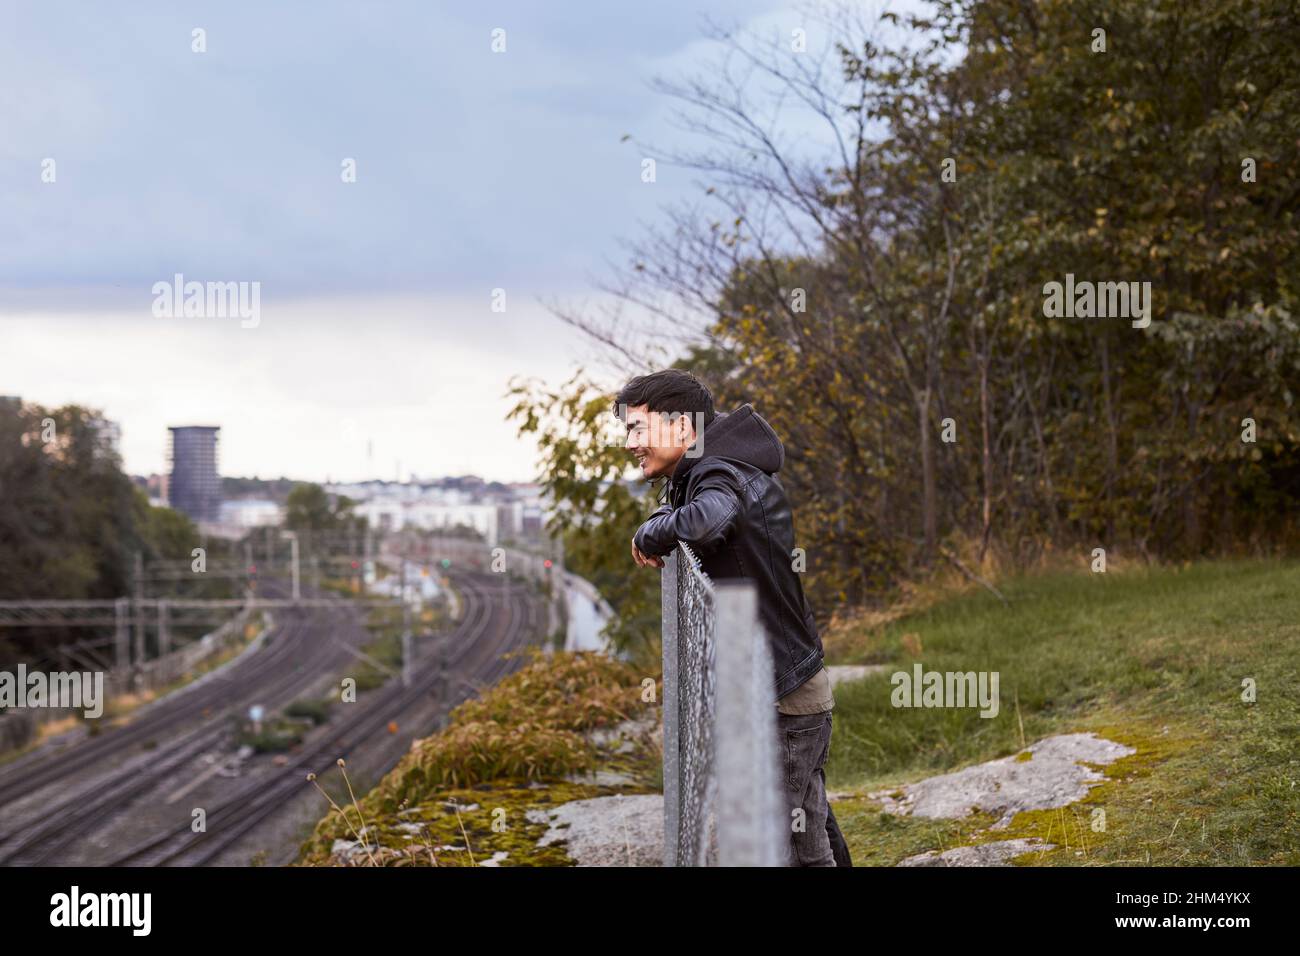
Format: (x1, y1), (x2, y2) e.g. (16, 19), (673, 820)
(152, 273), (260, 328)
(0, 665), (104, 718)
(1042, 274), (1152, 329)
(50, 886), (151, 936)
(891, 664), (1000, 718)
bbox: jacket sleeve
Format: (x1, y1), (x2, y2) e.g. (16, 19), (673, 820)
(633, 463), (743, 558)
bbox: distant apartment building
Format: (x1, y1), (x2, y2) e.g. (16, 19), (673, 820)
(496, 499), (523, 538)
(355, 496), (500, 544)
(508, 482), (547, 535)
(320, 478), (561, 547)
(219, 498), (283, 528)
(168, 426), (222, 523)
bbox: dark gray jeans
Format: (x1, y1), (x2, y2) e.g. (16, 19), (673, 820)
(777, 710), (852, 867)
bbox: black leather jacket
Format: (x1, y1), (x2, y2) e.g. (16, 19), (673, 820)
(633, 403), (825, 699)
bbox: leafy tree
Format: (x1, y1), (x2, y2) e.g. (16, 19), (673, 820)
(506, 371), (664, 669)
(285, 482), (362, 533)
(546, 0), (1300, 616)
(0, 398), (225, 666)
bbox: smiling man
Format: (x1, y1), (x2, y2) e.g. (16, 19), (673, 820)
(614, 368), (852, 867)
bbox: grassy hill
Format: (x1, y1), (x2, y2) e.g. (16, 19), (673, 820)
(822, 558), (1300, 866)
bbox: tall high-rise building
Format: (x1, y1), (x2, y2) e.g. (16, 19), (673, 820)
(167, 426), (221, 522)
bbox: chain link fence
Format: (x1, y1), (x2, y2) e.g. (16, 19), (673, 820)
(662, 542), (786, 866)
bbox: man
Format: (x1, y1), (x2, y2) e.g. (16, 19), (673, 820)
(615, 368), (852, 867)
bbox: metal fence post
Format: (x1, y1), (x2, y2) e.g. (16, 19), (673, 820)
(114, 597), (130, 671)
(714, 580), (783, 866)
(158, 599), (171, 658)
(661, 548), (681, 867)
(662, 541), (783, 867)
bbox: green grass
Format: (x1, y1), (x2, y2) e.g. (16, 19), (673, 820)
(824, 558), (1300, 866)
(238, 715), (309, 753)
(284, 697), (334, 725)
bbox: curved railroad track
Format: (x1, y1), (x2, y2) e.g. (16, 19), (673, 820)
(103, 568), (541, 866)
(0, 567), (543, 866)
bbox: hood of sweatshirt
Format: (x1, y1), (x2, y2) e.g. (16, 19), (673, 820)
(667, 403), (784, 496)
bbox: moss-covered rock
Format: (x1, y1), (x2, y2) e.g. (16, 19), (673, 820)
(296, 648), (662, 866)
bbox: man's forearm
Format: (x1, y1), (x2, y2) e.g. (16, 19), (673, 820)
(634, 487), (740, 557)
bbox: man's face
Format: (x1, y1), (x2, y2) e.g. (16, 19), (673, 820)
(623, 404), (697, 480)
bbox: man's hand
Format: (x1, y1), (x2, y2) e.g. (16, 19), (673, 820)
(631, 539), (664, 568)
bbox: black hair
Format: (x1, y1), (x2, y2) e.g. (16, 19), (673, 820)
(613, 369), (716, 429)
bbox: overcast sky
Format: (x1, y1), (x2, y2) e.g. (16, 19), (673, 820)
(0, 1), (895, 484)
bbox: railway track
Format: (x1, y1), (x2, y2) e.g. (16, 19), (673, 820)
(103, 569), (541, 866)
(0, 610), (304, 811)
(0, 580), (357, 809)
(0, 569), (543, 867)
(0, 588), (379, 863)
(0, 612), (370, 864)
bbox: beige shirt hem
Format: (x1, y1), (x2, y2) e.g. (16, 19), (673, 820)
(775, 665), (834, 715)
